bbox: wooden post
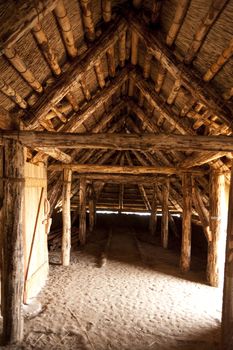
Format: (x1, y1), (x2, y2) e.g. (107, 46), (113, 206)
(62, 169), (72, 266)
(149, 183), (157, 235)
(2, 139), (24, 344)
(222, 162), (233, 350)
(180, 173), (192, 272)
(161, 178), (169, 248)
(208, 169), (226, 287)
(88, 183), (96, 232)
(79, 177), (87, 245)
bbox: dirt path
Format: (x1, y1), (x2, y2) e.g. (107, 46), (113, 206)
(0, 226), (222, 349)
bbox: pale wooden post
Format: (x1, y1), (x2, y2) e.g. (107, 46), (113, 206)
(2, 139), (24, 344)
(222, 162), (233, 350)
(62, 169), (72, 266)
(149, 183), (157, 235)
(161, 178), (169, 248)
(79, 177), (87, 245)
(208, 169), (225, 287)
(180, 173), (192, 272)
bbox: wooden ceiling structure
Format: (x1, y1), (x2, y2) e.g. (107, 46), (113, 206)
(0, 0), (233, 348)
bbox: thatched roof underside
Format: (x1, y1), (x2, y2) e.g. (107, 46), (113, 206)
(0, 0), (233, 221)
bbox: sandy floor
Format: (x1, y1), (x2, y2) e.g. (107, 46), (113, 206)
(0, 224), (223, 350)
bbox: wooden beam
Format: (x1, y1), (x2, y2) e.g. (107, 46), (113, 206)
(166, 0), (191, 46)
(73, 174), (162, 183)
(36, 147), (72, 163)
(4, 131), (233, 153)
(161, 178), (170, 248)
(80, 0), (95, 41)
(0, 0), (58, 51)
(149, 183), (157, 235)
(62, 169), (72, 266)
(180, 151), (228, 168)
(88, 183), (96, 232)
(22, 16), (127, 128)
(130, 69), (194, 135)
(61, 67), (128, 133)
(2, 139), (24, 344)
(49, 163), (205, 175)
(180, 173), (192, 272)
(222, 161), (233, 350)
(184, 0), (229, 64)
(102, 0), (112, 23)
(207, 169), (226, 287)
(0, 80), (27, 109)
(79, 177), (87, 245)
(128, 13), (233, 127)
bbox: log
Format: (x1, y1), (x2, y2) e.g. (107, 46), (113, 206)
(203, 38), (233, 82)
(106, 45), (116, 78)
(36, 147), (72, 163)
(131, 31), (139, 65)
(2, 139), (24, 344)
(48, 163), (205, 176)
(180, 151), (227, 168)
(102, 0), (112, 23)
(80, 77), (91, 101)
(143, 51), (152, 79)
(149, 183), (157, 235)
(79, 0), (95, 41)
(4, 47), (43, 93)
(184, 0), (229, 64)
(54, 0), (77, 58)
(73, 174), (162, 183)
(207, 169), (225, 287)
(66, 92), (79, 111)
(62, 169), (72, 266)
(22, 16), (127, 128)
(94, 60), (105, 88)
(119, 30), (126, 67)
(155, 65), (166, 93)
(32, 21), (61, 76)
(88, 184), (96, 232)
(0, 79), (27, 109)
(79, 177), (87, 245)
(161, 178), (170, 248)
(0, 0), (58, 50)
(167, 79), (181, 105)
(128, 13), (232, 127)
(3, 131), (233, 153)
(180, 173), (192, 272)
(192, 184), (211, 242)
(222, 161), (233, 350)
(151, 0), (162, 24)
(166, 0), (191, 46)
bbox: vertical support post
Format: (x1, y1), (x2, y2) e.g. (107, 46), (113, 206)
(180, 173), (192, 272)
(222, 162), (233, 350)
(161, 177), (169, 248)
(208, 169), (225, 287)
(149, 183), (157, 235)
(62, 169), (72, 266)
(2, 139), (24, 344)
(88, 183), (96, 233)
(79, 177), (86, 245)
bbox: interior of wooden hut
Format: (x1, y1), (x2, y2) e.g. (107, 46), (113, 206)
(0, 0), (233, 349)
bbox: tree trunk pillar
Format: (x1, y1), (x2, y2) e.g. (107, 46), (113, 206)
(2, 139), (25, 344)
(62, 169), (72, 266)
(222, 162), (233, 350)
(79, 177), (87, 245)
(208, 169), (225, 287)
(88, 183), (96, 233)
(149, 183), (157, 235)
(180, 173), (192, 272)
(161, 178), (169, 248)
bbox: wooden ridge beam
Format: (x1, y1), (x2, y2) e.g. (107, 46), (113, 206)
(48, 164), (205, 175)
(2, 131), (233, 153)
(22, 16), (127, 128)
(128, 12), (233, 128)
